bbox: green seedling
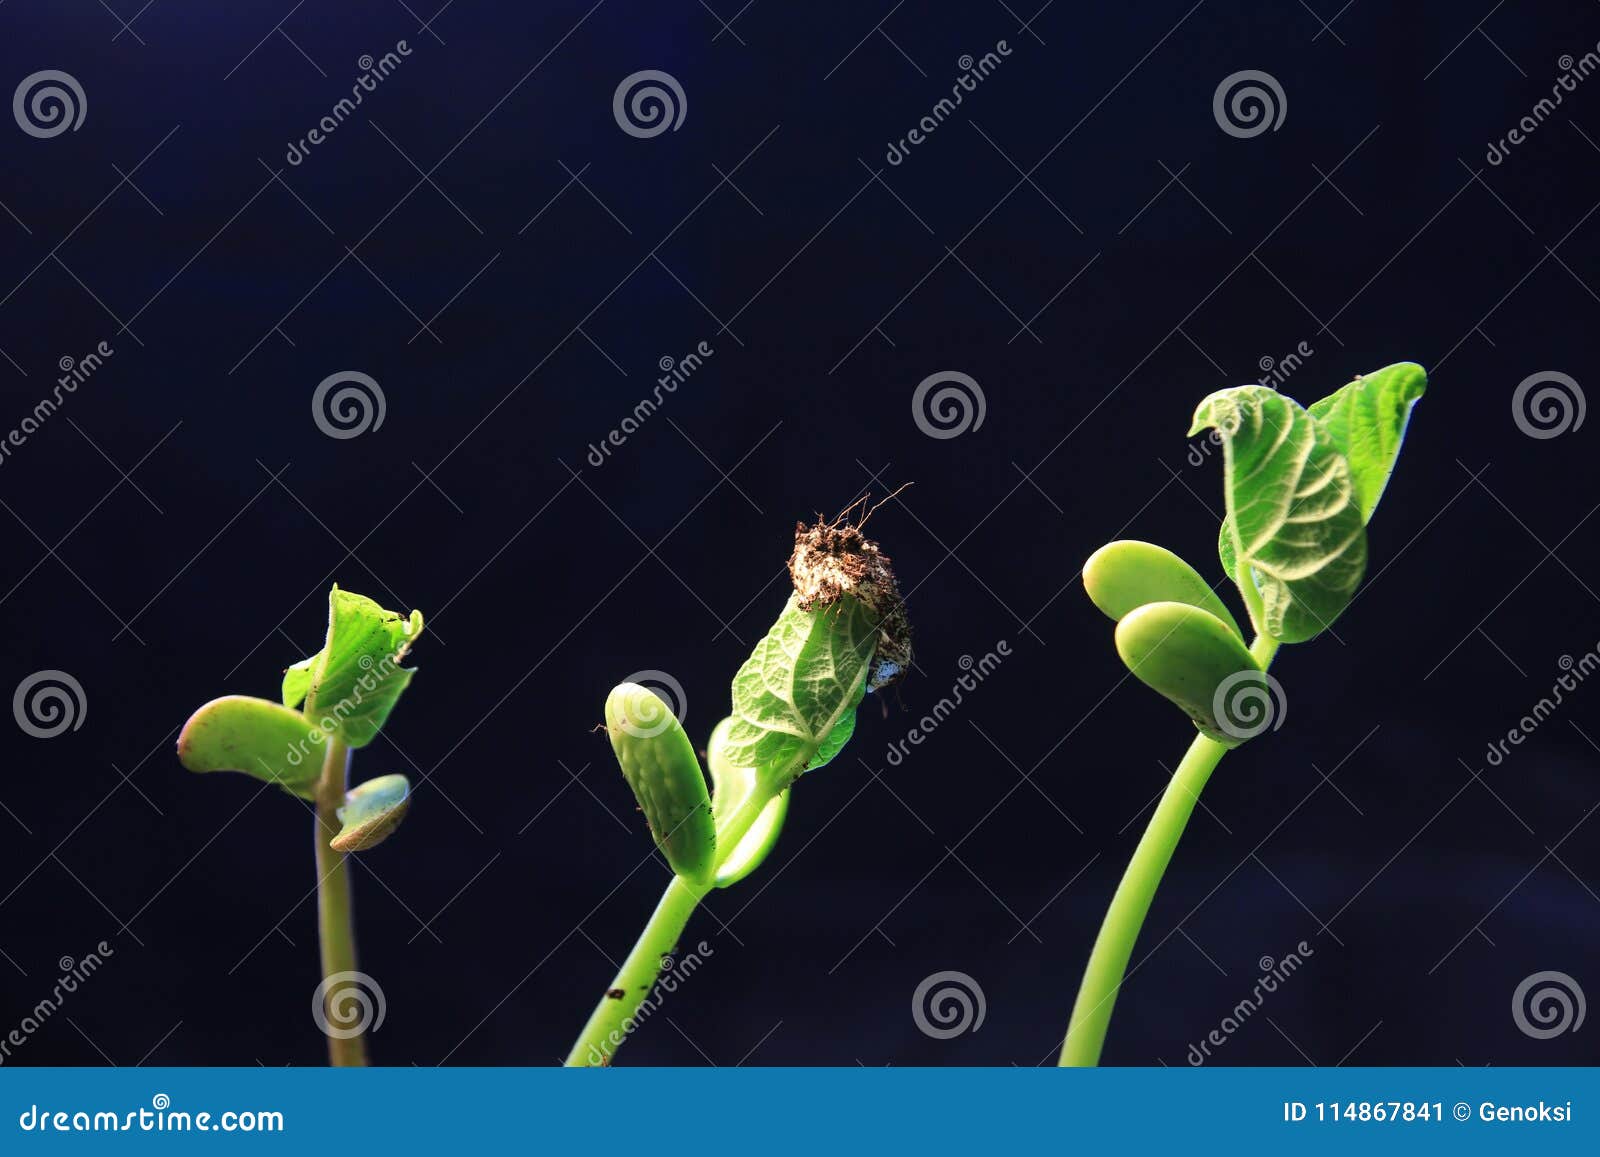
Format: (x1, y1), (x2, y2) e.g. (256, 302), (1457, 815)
(568, 509), (911, 1066)
(1061, 363), (1427, 1066)
(177, 586), (423, 1066)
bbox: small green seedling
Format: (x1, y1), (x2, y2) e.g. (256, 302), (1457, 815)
(177, 585), (424, 1066)
(568, 507), (911, 1066)
(1061, 363), (1427, 1066)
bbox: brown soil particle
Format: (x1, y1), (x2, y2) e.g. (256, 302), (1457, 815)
(787, 496), (913, 692)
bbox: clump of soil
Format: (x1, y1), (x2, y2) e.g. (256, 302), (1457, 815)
(788, 496), (913, 691)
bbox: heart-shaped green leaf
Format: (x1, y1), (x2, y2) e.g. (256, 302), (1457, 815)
(718, 594), (876, 788)
(331, 774), (411, 852)
(1192, 386), (1366, 643)
(1114, 602), (1265, 747)
(1306, 362), (1428, 524)
(704, 716), (790, 888)
(177, 694), (323, 798)
(282, 586), (424, 748)
(605, 683), (717, 885)
(1083, 540), (1243, 639)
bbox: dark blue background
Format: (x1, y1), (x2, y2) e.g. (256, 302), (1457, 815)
(0, 1), (1597, 1066)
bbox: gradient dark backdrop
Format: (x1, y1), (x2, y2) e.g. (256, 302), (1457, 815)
(1, 1), (1597, 1067)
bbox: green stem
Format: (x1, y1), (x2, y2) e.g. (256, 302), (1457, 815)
(1060, 635), (1280, 1067)
(565, 786), (773, 1067)
(565, 874), (711, 1066)
(313, 737), (367, 1067)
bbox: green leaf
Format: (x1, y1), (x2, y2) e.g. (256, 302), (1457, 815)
(331, 774), (411, 852)
(1217, 520), (1238, 594)
(706, 716), (791, 886)
(715, 791), (788, 888)
(605, 683), (717, 884)
(1191, 386), (1366, 643)
(177, 694), (323, 799)
(281, 655), (314, 710)
(1113, 602), (1265, 748)
(287, 586), (424, 748)
(707, 718), (790, 888)
(1083, 540), (1243, 639)
(1306, 362), (1427, 524)
(718, 595), (875, 788)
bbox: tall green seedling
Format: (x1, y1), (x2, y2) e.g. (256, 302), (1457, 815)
(568, 510), (911, 1065)
(1061, 363), (1427, 1065)
(177, 586), (423, 1065)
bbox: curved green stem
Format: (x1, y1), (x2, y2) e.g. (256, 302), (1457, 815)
(314, 737), (367, 1067)
(1060, 636), (1280, 1066)
(565, 784), (774, 1066)
(565, 874), (711, 1066)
